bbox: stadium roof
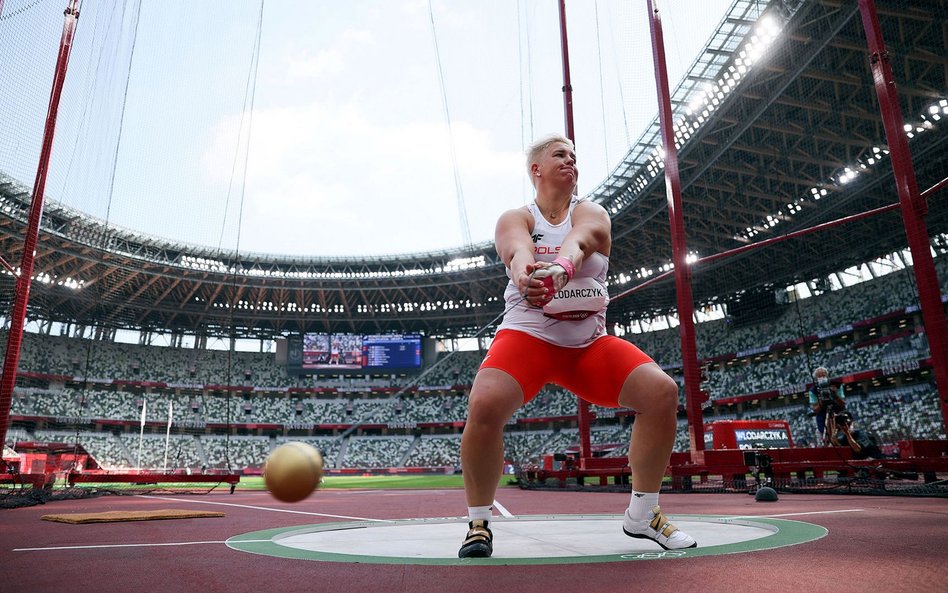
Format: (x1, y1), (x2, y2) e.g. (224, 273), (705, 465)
(1, 0), (945, 340)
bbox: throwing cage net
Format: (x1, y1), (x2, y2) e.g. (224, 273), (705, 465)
(0, 0), (264, 505)
(0, 0), (946, 507)
(513, 0), (948, 496)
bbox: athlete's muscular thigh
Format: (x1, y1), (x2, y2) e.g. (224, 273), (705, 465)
(466, 368), (524, 426)
(617, 362), (679, 412)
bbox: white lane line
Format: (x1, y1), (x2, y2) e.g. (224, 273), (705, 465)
(376, 490), (453, 496)
(137, 494), (393, 522)
(492, 499), (515, 518)
(15, 540), (270, 552)
(734, 509), (864, 519)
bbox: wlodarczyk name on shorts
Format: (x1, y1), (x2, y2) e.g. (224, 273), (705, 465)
(554, 287), (605, 299)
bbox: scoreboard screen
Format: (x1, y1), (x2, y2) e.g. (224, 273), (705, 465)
(291, 333), (421, 373)
(362, 334), (422, 370)
(301, 333), (363, 370)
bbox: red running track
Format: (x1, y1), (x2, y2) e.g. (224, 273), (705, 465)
(1, 487), (946, 593)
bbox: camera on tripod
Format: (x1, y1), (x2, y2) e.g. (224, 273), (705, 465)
(817, 386), (844, 412)
(743, 449), (772, 472)
(833, 411), (853, 426)
(743, 448), (774, 492)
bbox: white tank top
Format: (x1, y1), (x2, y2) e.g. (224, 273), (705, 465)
(496, 198), (609, 347)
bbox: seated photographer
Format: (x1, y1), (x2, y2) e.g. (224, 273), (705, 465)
(829, 411), (885, 460)
(808, 366), (845, 445)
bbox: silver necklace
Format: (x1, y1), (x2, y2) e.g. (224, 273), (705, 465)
(545, 200), (569, 220)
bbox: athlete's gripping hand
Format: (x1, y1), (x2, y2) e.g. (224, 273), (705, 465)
(517, 262), (549, 307)
(529, 256), (575, 307)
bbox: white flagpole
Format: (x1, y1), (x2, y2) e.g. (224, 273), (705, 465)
(137, 399), (146, 469)
(163, 401), (173, 472)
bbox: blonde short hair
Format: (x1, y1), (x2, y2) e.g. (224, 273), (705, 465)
(526, 133), (574, 187)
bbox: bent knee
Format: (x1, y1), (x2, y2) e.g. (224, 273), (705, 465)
(619, 368), (680, 414)
(466, 381), (522, 426)
(650, 376), (680, 413)
(466, 396), (516, 427)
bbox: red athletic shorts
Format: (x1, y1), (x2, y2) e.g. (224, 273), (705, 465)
(479, 329), (655, 408)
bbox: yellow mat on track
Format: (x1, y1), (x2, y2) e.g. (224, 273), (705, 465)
(41, 509), (226, 524)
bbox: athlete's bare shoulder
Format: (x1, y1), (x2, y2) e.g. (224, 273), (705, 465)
(497, 205), (534, 227)
(573, 199), (608, 217)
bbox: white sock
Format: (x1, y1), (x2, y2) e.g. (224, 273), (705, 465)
(468, 505), (493, 522)
(627, 490), (659, 522)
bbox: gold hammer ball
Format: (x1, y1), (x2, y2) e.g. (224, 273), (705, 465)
(264, 442), (324, 503)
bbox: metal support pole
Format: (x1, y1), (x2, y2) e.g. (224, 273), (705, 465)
(556, 0), (593, 461)
(0, 0), (81, 461)
(557, 0), (575, 142)
(858, 0), (948, 437)
(647, 0), (706, 458)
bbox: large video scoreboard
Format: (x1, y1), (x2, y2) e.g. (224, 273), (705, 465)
(289, 333), (422, 373)
(362, 334), (422, 369)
